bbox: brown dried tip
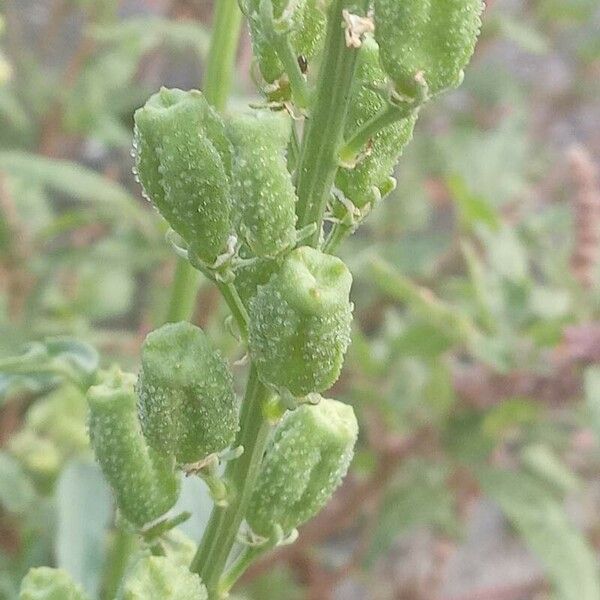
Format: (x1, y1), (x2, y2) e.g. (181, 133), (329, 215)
(568, 145), (600, 289)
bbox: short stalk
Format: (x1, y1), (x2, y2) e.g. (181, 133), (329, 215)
(165, 259), (200, 323)
(215, 279), (250, 340)
(260, 0), (309, 109)
(323, 221), (352, 255)
(190, 366), (273, 597)
(271, 35), (309, 109)
(338, 103), (412, 166)
(218, 545), (264, 596)
(164, 0), (242, 323)
(294, 0), (369, 247)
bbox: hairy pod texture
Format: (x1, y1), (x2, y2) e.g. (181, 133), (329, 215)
(19, 567), (88, 600)
(248, 246), (353, 396)
(247, 398), (358, 537)
(245, 0), (327, 83)
(118, 557), (207, 600)
(87, 371), (179, 527)
(133, 88), (232, 263)
(227, 111), (297, 257)
(136, 322), (238, 464)
(336, 37), (418, 211)
(374, 0), (484, 98)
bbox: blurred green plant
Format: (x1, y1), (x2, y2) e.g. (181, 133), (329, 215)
(0, 0), (599, 599)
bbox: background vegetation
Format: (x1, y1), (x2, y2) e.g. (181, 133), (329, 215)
(1, 0), (600, 598)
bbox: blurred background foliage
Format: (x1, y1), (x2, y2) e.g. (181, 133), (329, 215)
(1, 0), (600, 599)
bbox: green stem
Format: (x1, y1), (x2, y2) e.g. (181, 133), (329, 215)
(338, 103), (412, 166)
(218, 545), (264, 596)
(323, 221), (351, 255)
(295, 0), (368, 247)
(165, 259), (200, 323)
(215, 280), (250, 340)
(204, 0), (244, 110)
(100, 525), (137, 600)
(190, 366), (272, 597)
(260, 0), (309, 108)
(272, 35), (309, 108)
(164, 0), (242, 324)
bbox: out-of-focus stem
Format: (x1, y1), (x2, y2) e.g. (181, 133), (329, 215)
(164, 0), (242, 323)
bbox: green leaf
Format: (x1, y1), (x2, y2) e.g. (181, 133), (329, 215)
(482, 397), (541, 439)
(479, 468), (600, 600)
(390, 321), (454, 359)
(448, 174), (500, 232)
(0, 151), (156, 237)
(487, 15), (550, 54)
(55, 460), (113, 598)
(480, 226), (529, 283)
(444, 411), (495, 463)
(367, 460), (458, 564)
(521, 444), (580, 495)
(369, 257), (478, 345)
(93, 18), (210, 57)
(0, 338), (99, 396)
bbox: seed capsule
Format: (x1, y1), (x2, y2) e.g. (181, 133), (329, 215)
(136, 322), (238, 464)
(248, 246), (353, 396)
(247, 398), (358, 537)
(133, 88), (232, 263)
(118, 556), (207, 600)
(19, 567), (89, 600)
(227, 110), (297, 258)
(374, 0), (484, 98)
(245, 0), (327, 83)
(335, 37), (418, 210)
(87, 371), (179, 527)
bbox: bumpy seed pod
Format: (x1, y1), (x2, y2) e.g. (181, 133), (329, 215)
(248, 246), (353, 396)
(87, 371), (179, 527)
(374, 0), (484, 98)
(20, 567), (89, 600)
(118, 556), (207, 600)
(133, 88), (232, 263)
(247, 398), (358, 537)
(335, 37), (418, 211)
(136, 322), (238, 464)
(227, 111), (297, 258)
(245, 0), (327, 83)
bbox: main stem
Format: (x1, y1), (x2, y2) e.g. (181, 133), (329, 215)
(190, 366), (272, 596)
(295, 0), (368, 248)
(165, 0), (242, 323)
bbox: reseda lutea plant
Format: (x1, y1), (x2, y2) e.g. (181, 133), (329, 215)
(18, 0), (483, 597)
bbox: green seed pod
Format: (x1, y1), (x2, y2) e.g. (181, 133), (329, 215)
(133, 88), (232, 263)
(335, 37), (418, 210)
(248, 246), (353, 396)
(247, 398), (358, 537)
(374, 0), (484, 97)
(118, 556), (207, 600)
(87, 371), (179, 527)
(136, 322), (238, 464)
(227, 111), (297, 257)
(245, 0), (327, 83)
(19, 567), (89, 600)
